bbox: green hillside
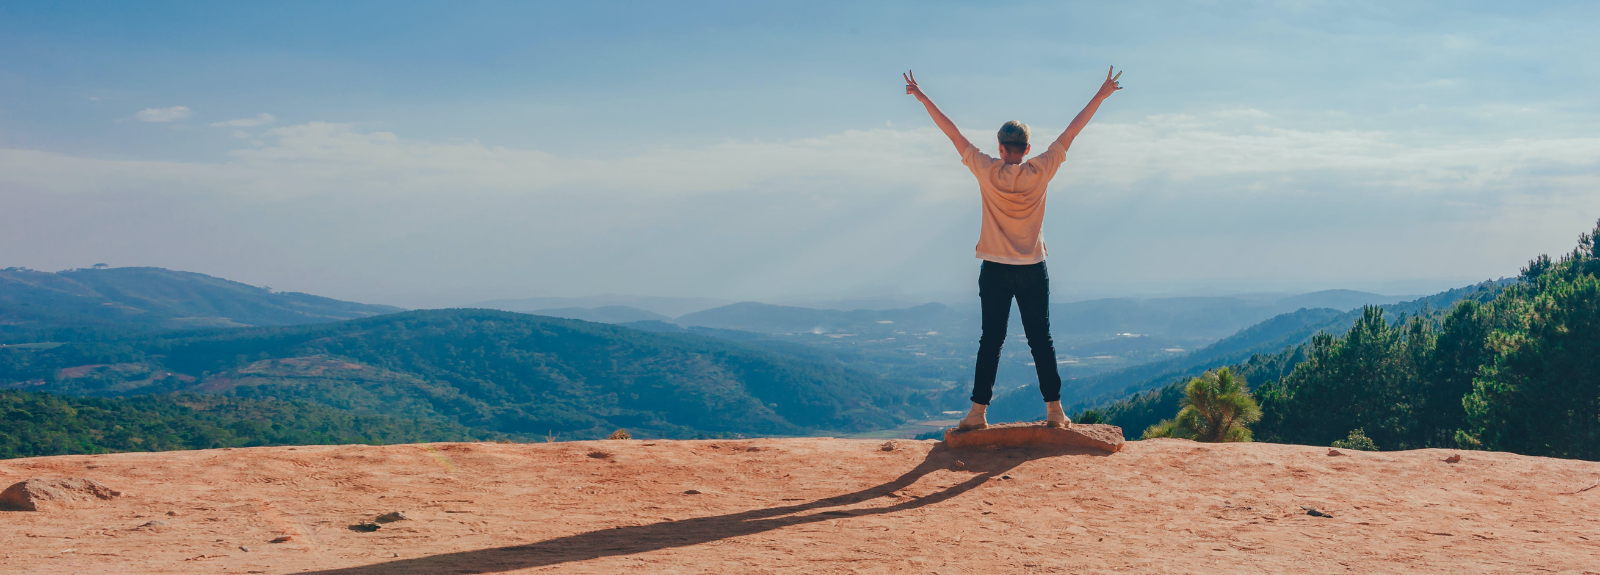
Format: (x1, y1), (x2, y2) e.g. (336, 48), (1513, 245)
(1, 309), (928, 440)
(1005, 280), (1509, 425)
(0, 389), (486, 459)
(1254, 220), (1600, 459)
(0, 266), (402, 343)
(1091, 220), (1600, 461)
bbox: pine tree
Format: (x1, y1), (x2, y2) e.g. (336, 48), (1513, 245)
(1464, 220), (1600, 459)
(1252, 306), (1429, 449)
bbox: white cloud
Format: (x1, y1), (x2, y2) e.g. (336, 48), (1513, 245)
(134, 106), (193, 122)
(7, 111), (1600, 203)
(198, 121), (973, 199)
(9, 115), (1600, 203)
(3, 114), (1598, 303)
(210, 113), (276, 128)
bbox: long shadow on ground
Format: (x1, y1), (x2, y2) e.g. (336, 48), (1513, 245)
(300, 443), (1110, 574)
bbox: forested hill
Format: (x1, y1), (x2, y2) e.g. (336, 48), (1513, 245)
(0, 309), (929, 441)
(0, 266), (402, 342)
(1252, 220), (1600, 459)
(1083, 220), (1600, 461)
(993, 279), (1511, 425)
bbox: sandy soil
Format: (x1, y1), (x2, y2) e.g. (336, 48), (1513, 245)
(2, 438), (1598, 574)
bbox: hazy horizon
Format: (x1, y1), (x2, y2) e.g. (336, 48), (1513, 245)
(4, 2), (1595, 308)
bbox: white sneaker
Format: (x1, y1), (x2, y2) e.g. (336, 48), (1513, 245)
(957, 402), (988, 431)
(1046, 401), (1071, 428)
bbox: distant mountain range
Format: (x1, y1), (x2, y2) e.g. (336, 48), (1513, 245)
(528, 305), (671, 324)
(1274, 289), (1415, 311)
(0, 264), (1458, 446)
(1, 309), (929, 440)
(473, 294), (729, 318)
(676, 301), (973, 335)
(490, 289), (1428, 415)
(0, 267), (401, 342)
(495, 289), (1415, 345)
(1046, 289), (1416, 341)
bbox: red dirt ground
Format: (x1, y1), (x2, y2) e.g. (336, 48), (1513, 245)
(2, 438), (1598, 574)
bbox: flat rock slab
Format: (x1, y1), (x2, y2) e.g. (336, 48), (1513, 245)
(0, 477), (122, 511)
(943, 422), (1125, 453)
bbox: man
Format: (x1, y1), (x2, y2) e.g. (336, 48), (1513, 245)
(904, 67), (1122, 430)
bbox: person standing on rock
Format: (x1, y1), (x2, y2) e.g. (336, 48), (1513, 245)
(903, 67), (1122, 431)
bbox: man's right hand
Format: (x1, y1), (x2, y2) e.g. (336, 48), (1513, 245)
(904, 70), (928, 101)
(1096, 66), (1123, 100)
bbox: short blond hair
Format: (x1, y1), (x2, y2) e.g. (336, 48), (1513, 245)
(997, 120), (1030, 154)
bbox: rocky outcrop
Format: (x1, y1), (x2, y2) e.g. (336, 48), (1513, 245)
(942, 422), (1125, 453)
(0, 477), (122, 511)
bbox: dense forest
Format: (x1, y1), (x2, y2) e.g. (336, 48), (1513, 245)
(1256, 220), (1600, 459)
(1095, 220), (1600, 461)
(0, 390), (486, 458)
(1057, 280), (1509, 429)
(1, 309), (929, 444)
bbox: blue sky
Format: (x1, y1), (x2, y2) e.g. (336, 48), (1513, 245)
(3, 1), (1599, 307)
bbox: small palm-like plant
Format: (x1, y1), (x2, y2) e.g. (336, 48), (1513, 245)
(1142, 368), (1262, 442)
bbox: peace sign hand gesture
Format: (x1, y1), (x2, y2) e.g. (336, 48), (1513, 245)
(1096, 66), (1123, 100)
(904, 70), (928, 102)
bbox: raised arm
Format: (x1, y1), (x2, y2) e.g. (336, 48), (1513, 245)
(1050, 66), (1123, 151)
(904, 71), (972, 154)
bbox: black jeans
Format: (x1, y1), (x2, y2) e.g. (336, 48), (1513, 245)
(971, 260), (1062, 405)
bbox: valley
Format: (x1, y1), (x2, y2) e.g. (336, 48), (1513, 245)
(0, 262), (1536, 452)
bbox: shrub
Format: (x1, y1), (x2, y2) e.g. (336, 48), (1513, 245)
(1140, 368), (1261, 443)
(607, 428), (632, 440)
(1330, 428), (1379, 451)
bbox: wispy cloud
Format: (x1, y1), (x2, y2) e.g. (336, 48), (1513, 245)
(4, 114), (1597, 302)
(10, 115), (1600, 201)
(210, 113), (276, 128)
(134, 106), (192, 122)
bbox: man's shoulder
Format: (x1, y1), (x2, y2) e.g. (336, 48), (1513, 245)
(961, 144), (997, 167)
(1024, 141), (1069, 170)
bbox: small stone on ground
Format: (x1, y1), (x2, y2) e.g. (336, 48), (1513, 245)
(375, 511), (410, 523)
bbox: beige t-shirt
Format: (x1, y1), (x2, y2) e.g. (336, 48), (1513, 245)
(960, 140), (1068, 264)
